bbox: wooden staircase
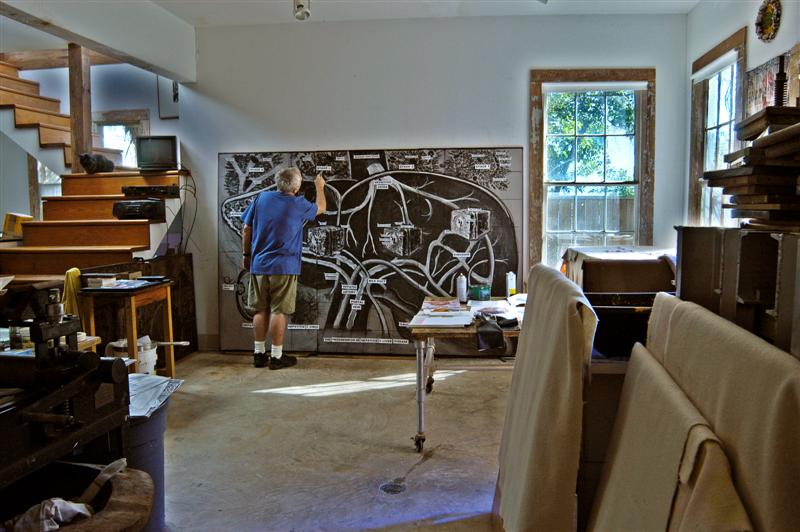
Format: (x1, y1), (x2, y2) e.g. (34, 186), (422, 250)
(0, 59), (122, 169)
(0, 55), (189, 280)
(0, 170), (185, 278)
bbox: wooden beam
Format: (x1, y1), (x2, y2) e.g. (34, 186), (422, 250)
(0, 49), (119, 70)
(691, 27), (747, 75)
(68, 43), (92, 174)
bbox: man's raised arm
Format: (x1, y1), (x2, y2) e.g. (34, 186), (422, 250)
(314, 174), (326, 216)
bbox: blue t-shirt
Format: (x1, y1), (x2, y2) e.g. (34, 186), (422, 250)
(242, 191), (318, 275)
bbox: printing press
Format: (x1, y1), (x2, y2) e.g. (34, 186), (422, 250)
(0, 282), (130, 498)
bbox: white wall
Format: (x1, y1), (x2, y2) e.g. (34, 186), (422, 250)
(688, 0), (799, 70)
(177, 14), (688, 343)
(21, 63), (181, 138)
(0, 15), (66, 50)
(0, 134), (30, 219)
(0, 0), (196, 81)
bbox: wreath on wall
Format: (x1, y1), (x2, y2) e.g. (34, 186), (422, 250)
(755, 0), (782, 42)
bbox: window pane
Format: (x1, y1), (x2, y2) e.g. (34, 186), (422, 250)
(574, 233), (605, 247)
(701, 184), (713, 226)
(546, 185), (575, 231)
(547, 92), (576, 134)
(707, 73), (719, 127)
(710, 187), (723, 226)
(605, 135), (635, 182)
(606, 232), (636, 246)
(576, 136), (604, 182)
(100, 124), (137, 167)
(719, 66), (733, 125)
(545, 233), (574, 268)
(606, 185), (636, 232)
(606, 233), (636, 246)
(704, 129), (717, 171)
(606, 91), (635, 135)
(716, 123), (730, 169)
(547, 137), (576, 182)
(576, 186), (604, 232)
(577, 91), (605, 134)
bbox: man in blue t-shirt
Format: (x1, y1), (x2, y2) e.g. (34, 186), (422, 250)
(242, 168), (326, 369)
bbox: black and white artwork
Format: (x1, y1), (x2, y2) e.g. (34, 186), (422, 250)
(218, 147), (523, 354)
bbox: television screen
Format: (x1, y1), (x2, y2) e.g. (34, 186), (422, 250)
(136, 136), (178, 170)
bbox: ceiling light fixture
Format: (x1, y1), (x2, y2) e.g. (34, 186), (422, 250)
(293, 0), (311, 21)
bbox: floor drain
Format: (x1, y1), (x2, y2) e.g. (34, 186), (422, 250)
(380, 481), (406, 494)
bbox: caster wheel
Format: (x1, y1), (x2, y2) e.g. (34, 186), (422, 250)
(413, 434), (425, 452)
(425, 376), (434, 394)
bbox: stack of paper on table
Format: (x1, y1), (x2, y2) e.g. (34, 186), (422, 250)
(468, 300), (517, 320)
(408, 311), (473, 328)
(420, 299), (462, 312)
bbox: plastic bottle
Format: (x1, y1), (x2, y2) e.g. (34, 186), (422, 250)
(457, 273), (467, 303)
(506, 271), (517, 297)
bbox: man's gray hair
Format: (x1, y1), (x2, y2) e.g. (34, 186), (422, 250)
(276, 167), (302, 193)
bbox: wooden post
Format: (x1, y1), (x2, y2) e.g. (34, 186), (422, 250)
(68, 43), (92, 173)
(26, 155), (41, 220)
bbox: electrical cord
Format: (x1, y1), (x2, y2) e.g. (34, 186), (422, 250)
(178, 165), (198, 254)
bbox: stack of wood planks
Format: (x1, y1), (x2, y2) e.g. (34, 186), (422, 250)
(704, 108), (800, 231)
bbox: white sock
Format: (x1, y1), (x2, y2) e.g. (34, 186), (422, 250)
(254, 340), (266, 354)
(271, 345), (283, 359)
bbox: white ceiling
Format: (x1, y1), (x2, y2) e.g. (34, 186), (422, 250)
(152, 0), (702, 27)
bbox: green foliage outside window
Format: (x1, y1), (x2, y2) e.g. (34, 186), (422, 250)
(545, 90), (636, 195)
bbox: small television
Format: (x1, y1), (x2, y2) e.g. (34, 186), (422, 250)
(136, 135), (178, 171)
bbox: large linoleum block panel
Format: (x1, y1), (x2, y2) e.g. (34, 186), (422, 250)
(218, 147), (521, 355)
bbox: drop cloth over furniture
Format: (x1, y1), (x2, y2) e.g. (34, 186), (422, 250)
(495, 264), (597, 531)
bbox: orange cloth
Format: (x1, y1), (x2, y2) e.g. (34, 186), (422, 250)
(495, 264), (597, 531)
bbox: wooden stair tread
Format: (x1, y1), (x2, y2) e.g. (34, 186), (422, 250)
(43, 194), (126, 201)
(0, 245), (141, 253)
(59, 144), (123, 153)
(40, 122), (71, 132)
(0, 72), (37, 86)
(0, 85), (58, 102)
(0, 60), (19, 70)
(7, 275), (64, 285)
(10, 103), (69, 119)
(61, 170), (186, 178)
(23, 219), (150, 226)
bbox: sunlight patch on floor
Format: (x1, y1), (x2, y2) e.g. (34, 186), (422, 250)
(252, 370), (466, 397)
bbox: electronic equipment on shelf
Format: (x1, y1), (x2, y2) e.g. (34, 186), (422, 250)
(136, 136), (178, 171)
(122, 185), (180, 198)
(112, 199), (166, 221)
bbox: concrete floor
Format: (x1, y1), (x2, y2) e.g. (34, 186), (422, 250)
(164, 353), (513, 531)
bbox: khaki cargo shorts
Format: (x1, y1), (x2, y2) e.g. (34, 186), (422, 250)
(247, 274), (297, 315)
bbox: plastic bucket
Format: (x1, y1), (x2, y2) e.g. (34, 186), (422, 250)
(138, 346), (158, 375)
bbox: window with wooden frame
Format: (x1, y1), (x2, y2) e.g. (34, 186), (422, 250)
(530, 69), (656, 268)
(92, 109), (151, 169)
(688, 28), (746, 226)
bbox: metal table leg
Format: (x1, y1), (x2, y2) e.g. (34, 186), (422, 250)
(424, 337), (436, 393)
(414, 338), (427, 452)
